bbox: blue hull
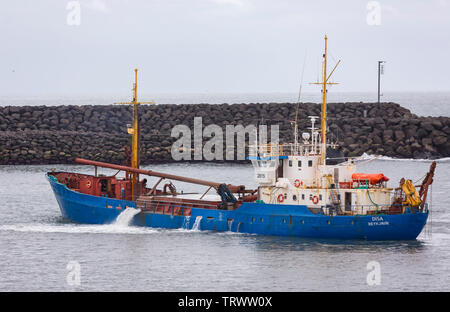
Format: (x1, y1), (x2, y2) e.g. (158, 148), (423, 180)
(47, 174), (428, 240)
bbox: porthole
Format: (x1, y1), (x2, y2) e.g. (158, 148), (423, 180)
(282, 219), (286, 224)
(327, 220), (331, 225)
(260, 218), (264, 222)
(301, 220), (305, 224)
(252, 217), (255, 222)
(293, 195), (297, 201)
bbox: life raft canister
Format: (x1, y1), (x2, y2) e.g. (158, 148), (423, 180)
(294, 179), (302, 188)
(352, 173), (389, 185)
(312, 195), (319, 204)
(277, 194), (284, 202)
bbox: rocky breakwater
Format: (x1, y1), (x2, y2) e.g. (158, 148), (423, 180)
(0, 102), (449, 165)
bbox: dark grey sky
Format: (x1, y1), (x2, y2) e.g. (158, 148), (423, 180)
(1, 0), (449, 96)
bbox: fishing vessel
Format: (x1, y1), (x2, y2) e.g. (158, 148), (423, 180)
(47, 36), (435, 240)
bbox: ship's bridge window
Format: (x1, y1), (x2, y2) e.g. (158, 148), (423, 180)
(288, 160), (292, 167)
(298, 160), (302, 167)
(308, 160), (313, 167)
(255, 160), (265, 168)
(259, 160), (275, 168)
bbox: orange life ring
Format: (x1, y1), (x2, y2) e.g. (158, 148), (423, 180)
(294, 179), (302, 188)
(86, 180), (92, 188)
(312, 195), (319, 204)
(277, 194), (284, 203)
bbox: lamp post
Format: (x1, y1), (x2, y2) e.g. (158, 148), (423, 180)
(377, 61), (385, 104)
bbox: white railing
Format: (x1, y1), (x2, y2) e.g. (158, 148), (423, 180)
(249, 142), (323, 158)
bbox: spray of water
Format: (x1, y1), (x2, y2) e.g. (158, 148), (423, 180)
(228, 219), (233, 232)
(191, 216), (202, 231)
(113, 207), (141, 227)
(182, 216), (191, 229)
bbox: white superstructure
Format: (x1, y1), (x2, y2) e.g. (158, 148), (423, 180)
(249, 118), (392, 216)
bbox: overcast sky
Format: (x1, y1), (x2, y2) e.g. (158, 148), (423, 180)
(1, 0), (449, 96)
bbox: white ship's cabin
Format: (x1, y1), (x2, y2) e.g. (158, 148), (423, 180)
(248, 120), (393, 216)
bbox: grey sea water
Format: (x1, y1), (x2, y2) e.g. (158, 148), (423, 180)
(1, 91), (450, 117)
(0, 92), (449, 291)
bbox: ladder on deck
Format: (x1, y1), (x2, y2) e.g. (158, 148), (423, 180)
(327, 175), (341, 212)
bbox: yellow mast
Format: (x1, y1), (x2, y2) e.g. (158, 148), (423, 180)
(321, 36), (328, 165)
(115, 68), (155, 200)
(310, 35), (340, 165)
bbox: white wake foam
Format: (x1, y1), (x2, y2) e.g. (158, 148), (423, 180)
(355, 153), (450, 163)
(0, 209), (149, 235)
(0, 223), (157, 235)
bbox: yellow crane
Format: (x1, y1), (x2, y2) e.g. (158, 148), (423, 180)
(400, 178), (422, 207)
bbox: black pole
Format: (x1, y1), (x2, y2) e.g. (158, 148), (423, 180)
(377, 61), (381, 104)
(377, 61), (385, 104)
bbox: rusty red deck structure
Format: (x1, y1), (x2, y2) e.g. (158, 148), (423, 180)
(49, 157), (257, 216)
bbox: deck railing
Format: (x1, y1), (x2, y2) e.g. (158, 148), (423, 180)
(137, 197), (220, 216)
(325, 202), (427, 216)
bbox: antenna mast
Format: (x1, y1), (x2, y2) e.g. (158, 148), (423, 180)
(310, 35), (340, 165)
(294, 51), (307, 152)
